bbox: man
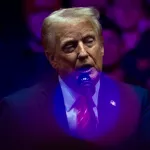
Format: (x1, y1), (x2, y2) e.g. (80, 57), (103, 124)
(0, 7), (150, 150)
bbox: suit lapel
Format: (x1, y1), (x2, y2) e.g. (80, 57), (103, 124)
(52, 81), (70, 133)
(40, 72), (140, 147)
(97, 73), (120, 140)
(40, 72), (69, 135)
(96, 73), (140, 146)
(42, 72), (120, 137)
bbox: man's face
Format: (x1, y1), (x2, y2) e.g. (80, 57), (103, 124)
(49, 20), (104, 83)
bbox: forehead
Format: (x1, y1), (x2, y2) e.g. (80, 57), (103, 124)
(56, 20), (97, 40)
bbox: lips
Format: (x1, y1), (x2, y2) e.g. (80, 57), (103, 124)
(77, 64), (93, 73)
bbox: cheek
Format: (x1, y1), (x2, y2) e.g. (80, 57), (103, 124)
(90, 45), (103, 68)
(57, 53), (77, 70)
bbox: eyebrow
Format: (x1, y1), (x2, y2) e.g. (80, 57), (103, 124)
(60, 32), (96, 47)
(61, 38), (75, 48)
(82, 32), (95, 38)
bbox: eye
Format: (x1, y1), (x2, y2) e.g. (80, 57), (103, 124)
(83, 36), (95, 47)
(62, 41), (77, 53)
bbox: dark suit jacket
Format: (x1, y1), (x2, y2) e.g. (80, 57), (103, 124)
(0, 72), (150, 150)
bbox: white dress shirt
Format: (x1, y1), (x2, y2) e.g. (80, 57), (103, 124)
(59, 76), (100, 129)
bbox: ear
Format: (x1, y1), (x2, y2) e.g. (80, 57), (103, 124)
(99, 35), (104, 56)
(101, 46), (104, 56)
(45, 51), (58, 70)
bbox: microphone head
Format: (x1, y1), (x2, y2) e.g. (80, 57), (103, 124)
(77, 73), (95, 96)
(77, 73), (92, 87)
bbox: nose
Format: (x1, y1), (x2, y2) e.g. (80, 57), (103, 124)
(78, 41), (88, 59)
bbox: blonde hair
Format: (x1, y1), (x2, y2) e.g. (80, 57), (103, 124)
(41, 7), (102, 54)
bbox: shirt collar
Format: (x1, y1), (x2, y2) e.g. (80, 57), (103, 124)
(58, 76), (100, 111)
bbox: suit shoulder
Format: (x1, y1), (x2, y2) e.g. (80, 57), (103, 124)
(102, 74), (146, 95)
(0, 83), (43, 106)
(116, 80), (148, 106)
(119, 81), (147, 96)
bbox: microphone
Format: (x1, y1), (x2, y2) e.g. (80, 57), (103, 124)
(77, 73), (95, 97)
(77, 73), (98, 130)
(77, 73), (91, 85)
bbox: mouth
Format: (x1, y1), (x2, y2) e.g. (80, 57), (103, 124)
(77, 64), (93, 73)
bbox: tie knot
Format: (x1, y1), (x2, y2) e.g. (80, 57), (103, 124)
(74, 95), (95, 110)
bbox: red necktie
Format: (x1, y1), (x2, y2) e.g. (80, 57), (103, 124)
(73, 95), (98, 138)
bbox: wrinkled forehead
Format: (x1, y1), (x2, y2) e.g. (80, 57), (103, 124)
(55, 19), (97, 40)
